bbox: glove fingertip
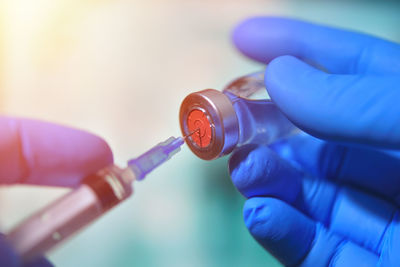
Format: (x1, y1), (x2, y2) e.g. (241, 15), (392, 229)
(228, 144), (259, 186)
(24, 257), (54, 267)
(243, 197), (273, 235)
(229, 144), (302, 203)
(264, 56), (338, 140)
(265, 55), (313, 98)
(229, 145), (280, 197)
(243, 197), (315, 266)
(0, 234), (20, 267)
(231, 17), (273, 63)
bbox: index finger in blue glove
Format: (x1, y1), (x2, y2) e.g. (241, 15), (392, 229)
(232, 17), (400, 74)
(270, 133), (400, 203)
(0, 234), (19, 267)
(229, 144), (398, 253)
(229, 145), (337, 222)
(229, 144), (301, 204)
(244, 197), (378, 267)
(265, 56), (400, 148)
(23, 257), (53, 267)
(0, 117), (113, 187)
(0, 234), (52, 267)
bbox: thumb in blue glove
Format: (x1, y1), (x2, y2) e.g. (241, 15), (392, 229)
(229, 17), (400, 266)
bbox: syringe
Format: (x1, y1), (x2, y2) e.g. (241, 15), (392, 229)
(7, 135), (186, 264)
(128, 136), (184, 180)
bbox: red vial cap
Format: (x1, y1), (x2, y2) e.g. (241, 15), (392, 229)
(187, 109), (212, 148)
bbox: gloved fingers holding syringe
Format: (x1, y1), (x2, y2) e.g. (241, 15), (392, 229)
(0, 117), (113, 267)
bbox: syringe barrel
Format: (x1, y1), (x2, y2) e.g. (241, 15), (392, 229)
(7, 165), (135, 263)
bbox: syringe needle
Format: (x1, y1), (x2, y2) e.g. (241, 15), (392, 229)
(184, 128), (200, 139)
(127, 129), (202, 181)
(127, 136), (186, 181)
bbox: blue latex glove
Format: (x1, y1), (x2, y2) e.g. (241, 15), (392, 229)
(0, 117), (113, 267)
(229, 17), (400, 266)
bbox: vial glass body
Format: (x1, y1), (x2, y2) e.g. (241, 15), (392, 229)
(180, 72), (297, 160)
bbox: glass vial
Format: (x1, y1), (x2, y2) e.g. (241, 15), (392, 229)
(179, 72), (297, 160)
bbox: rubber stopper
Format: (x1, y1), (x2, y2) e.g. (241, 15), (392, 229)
(187, 109), (212, 148)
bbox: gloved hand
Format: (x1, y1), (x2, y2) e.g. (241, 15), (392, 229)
(229, 17), (400, 266)
(0, 117), (113, 267)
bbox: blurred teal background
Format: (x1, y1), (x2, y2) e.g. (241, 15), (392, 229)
(0, 0), (399, 266)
